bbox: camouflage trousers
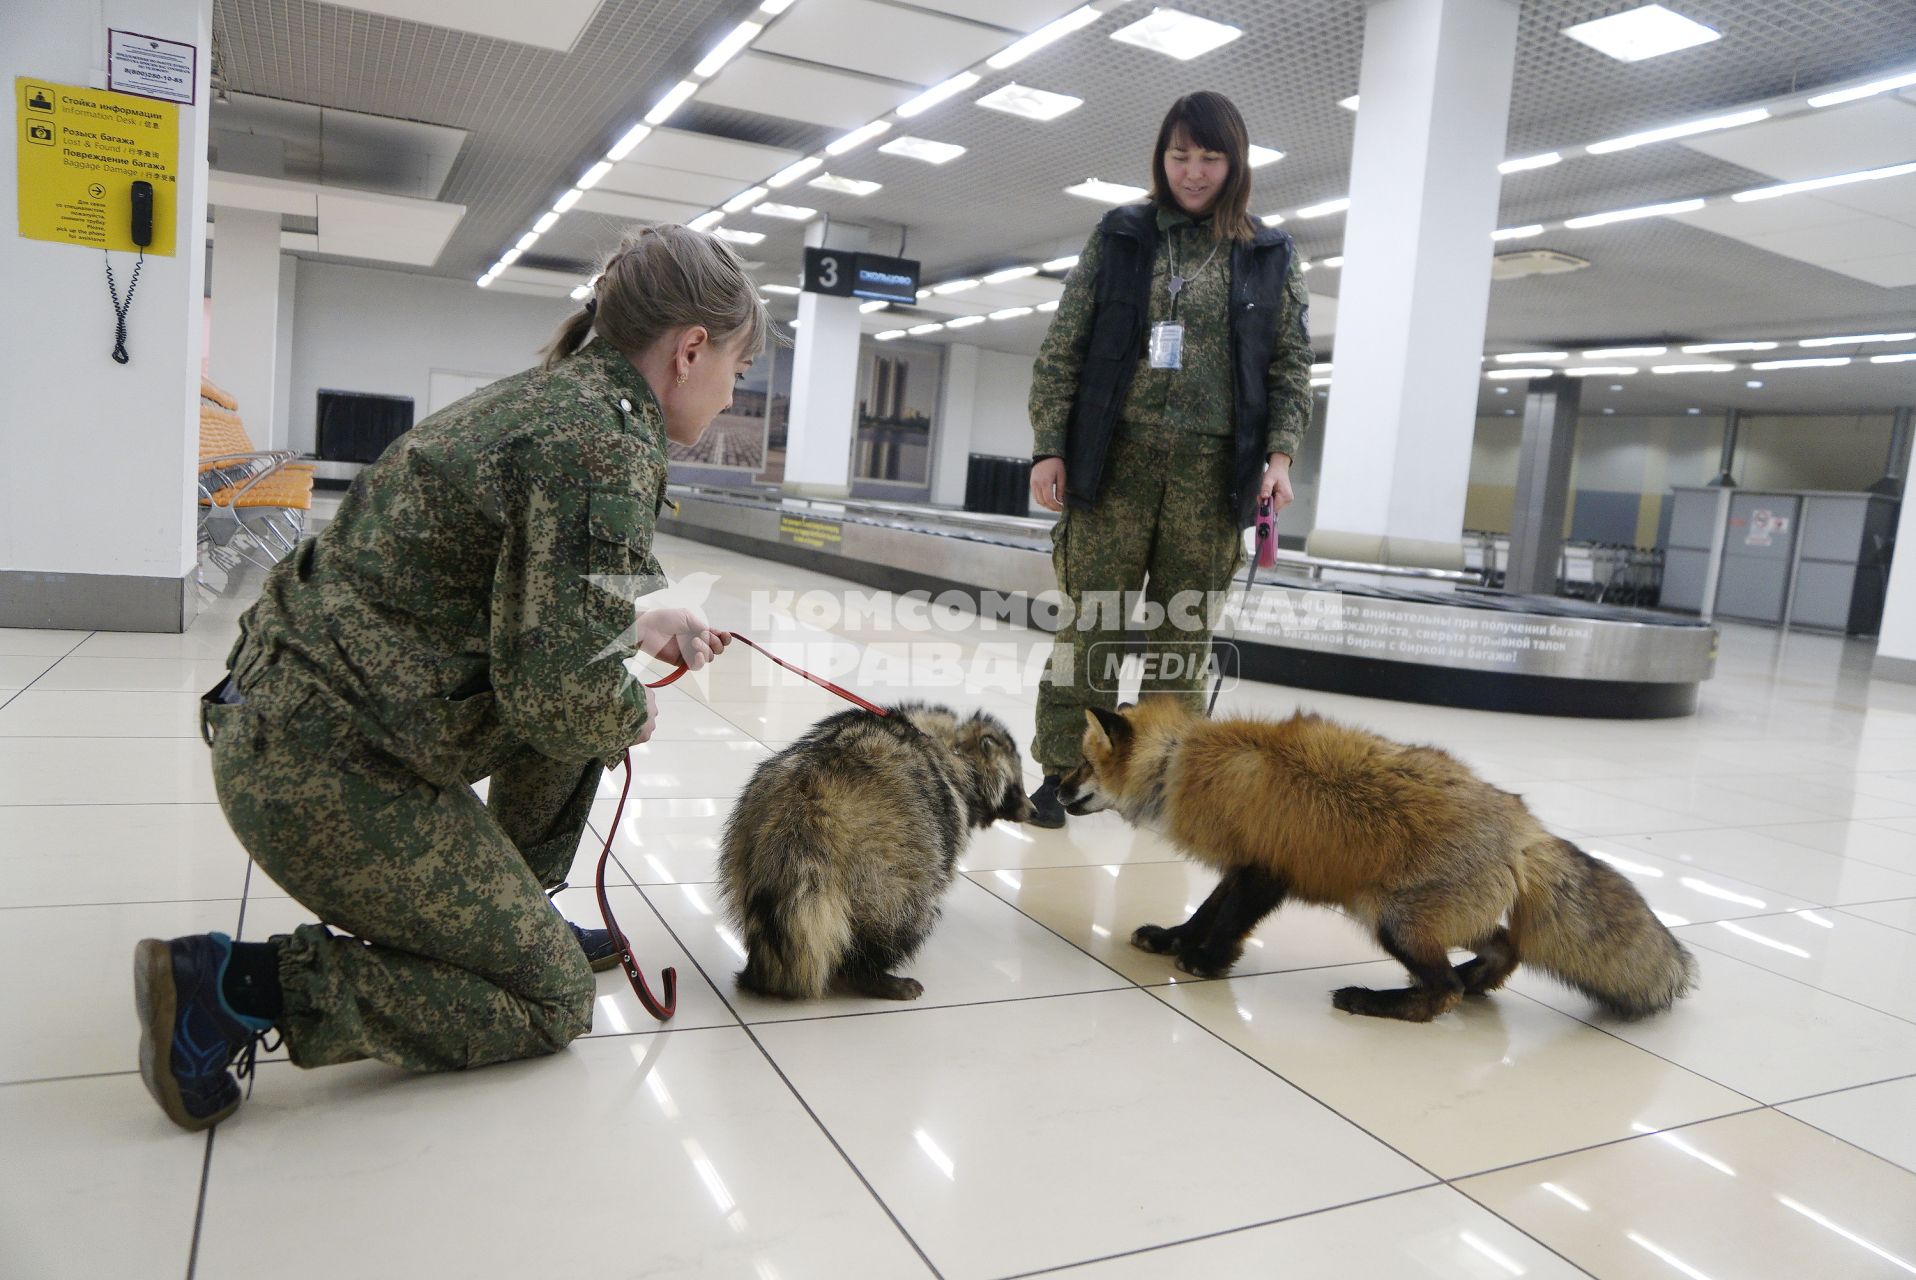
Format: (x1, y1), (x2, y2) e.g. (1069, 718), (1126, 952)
(1033, 435), (1244, 772)
(207, 695), (599, 1072)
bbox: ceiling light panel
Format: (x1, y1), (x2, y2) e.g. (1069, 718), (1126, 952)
(809, 173), (881, 196)
(1798, 332), (1916, 346)
(1650, 363), (1736, 374)
(1586, 108), (1769, 154)
(1065, 178), (1148, 203)
(1109, 8), (1242, 61)
(645, 80), (699, 126)
(899, 73), (980, 119)
(1807, 67), (1916, 108)
(1751, 356), (1851, 369)
(1682, 341), (1777, 353)
(827, 120), (891, 156)
(694, 20), (763, 78)
(1563, 198), (1705, 228)
(881, 136), (967, 165)
(1247, 144), (1285, 168)
(722, 185), (769, 213)
(1296, 197), (1350, 218)
(1562, 5), (1721, 63)
(753, 202), (816, 220)
(977, 83), (1084, 121)
(1338, 95), (1359, 111)
(1584, 346), (1667, 358)
(988, 6), (1100, 69)
(713, 227), (765, 245)
(1498, 152), (1561, 174)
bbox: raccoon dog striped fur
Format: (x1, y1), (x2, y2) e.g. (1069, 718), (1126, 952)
(719, 703), (1034, 1001)
(1058, 699), (1695, 1023)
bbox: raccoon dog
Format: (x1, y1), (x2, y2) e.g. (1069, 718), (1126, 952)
(1058, 699), (1695, 1023)
(719, 703), (1034, 1001)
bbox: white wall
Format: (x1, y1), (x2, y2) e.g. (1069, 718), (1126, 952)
(1, 0), (212, 584)
(928, 345), (1038, 508)
(286, 261), (571, 454)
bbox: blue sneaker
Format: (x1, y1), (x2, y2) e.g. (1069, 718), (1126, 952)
(570, 920), (622, 973)
(134, 932), (277, 1131)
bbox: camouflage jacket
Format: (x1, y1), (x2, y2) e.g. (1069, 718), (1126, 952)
(1030, 206), (1313, 462)
(230, 339), (669, 781)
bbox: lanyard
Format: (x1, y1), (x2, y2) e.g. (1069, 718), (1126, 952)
(1166, 230), (1222, 321)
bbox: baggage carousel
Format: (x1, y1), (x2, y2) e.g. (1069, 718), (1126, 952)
(659, 486), (1717, 718)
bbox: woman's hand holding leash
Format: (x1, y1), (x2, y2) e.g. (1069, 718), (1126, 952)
(635, 605), (727, 671)
(1259, 452), (1294, 515)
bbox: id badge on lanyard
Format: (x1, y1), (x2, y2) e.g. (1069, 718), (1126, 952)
(1148, 321), (1184, 370)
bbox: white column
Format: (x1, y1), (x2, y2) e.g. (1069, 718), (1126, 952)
(1307, 0), (1520, 570)
(0, 0), (213, 630)
(209, 207), (282, 449)
(1875, 442), (1916, 679)
(931, 342), (981, 507)
(782, 222), (868, 497)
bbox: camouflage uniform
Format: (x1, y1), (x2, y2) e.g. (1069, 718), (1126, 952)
(1030, 207), (1313, 771)
(207, 339), (668, 1071)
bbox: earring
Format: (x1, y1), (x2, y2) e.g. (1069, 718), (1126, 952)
(676, 371), (688, 386)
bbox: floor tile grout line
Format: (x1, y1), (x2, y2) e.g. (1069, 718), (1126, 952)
(184, 1127), (216, 1280)
(0, 897), (248, 912)
(0, 1067), (141, 1088)
(0, 631), (94, 712)
(622, 880), (947, 1280)
(1772, 1069), (1916, 1109)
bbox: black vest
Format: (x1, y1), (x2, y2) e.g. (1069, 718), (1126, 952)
(1065, 204), (1297, 528)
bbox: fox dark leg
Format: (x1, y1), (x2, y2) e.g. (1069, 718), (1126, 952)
(1454, 927), (1519, 995)
(834, 962), (924, 1001)
(1165, 867), (1288, 979)
(1131, 874), (1232, 956)
(1333, 923), (1466, 1022)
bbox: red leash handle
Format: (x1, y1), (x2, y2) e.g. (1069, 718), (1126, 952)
(594, 632), (887, 1023)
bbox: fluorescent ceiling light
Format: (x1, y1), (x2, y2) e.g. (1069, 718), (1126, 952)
(1248, 144), (1285, 168)
(1731, 160), (1916, 203)
(977, 83), (1083, 121)
(1498, 152), (1562, 174)
(1871, 353), (1916, 364)
(1683, 341), (1776, 353)
(984, 265), (1038, 283)
(1259, 212), (1286, 226)
(1562, 5), (1721, 62)
(1310, 362), (1333, 374)
(721, 186), (768, 213)
(1320, 256), (1344, 268)
(760, 283), (801, 295)
(1587, 108), (1769, 155)
(1496, 351), (1568, 362)
(989, 306), (1033, 320)
(712, 227), (764, 245)
(606, 122), (652, 162)
(1041, 254), (1079, 272)
(875, 329), (906, 341)
(1486, 368), (1553, 379)
(1746, 379), (1764, 386)
(899, 72), (980, 119)
(809, 173), (881, 196)
(988, 5), (1099, 69)
(577, 161), (613, 190)
(644, 80), (698, 125)
(689, 210), (724, 231)
(514, 232), (539, 252)
(827, 120), (891, 155)
(552, 188), (584, 213)
(476, 274), (493, 288)
(907, 323), (944, 335)
(1563, 198), (1704, 228)
(933, 278), (980, 294)
(947, 314), (986, 328)
(1566, 366), (1639, 376)
(1310, 376), (1332, 387)
(1807, 68), (1916, 108)
(499, 247), (522, 265)
(569, 284), (591, 301)
(1651, 363), (1735, 374)
(1065, 178), (1148, 203)
(753, 202), (815, 220)
(1584, 345), (1666, 358)
(758, 0), (795, 14)
(1799, 332), (1916, 347)
(533, 212), (559, 233)
(1036, 299), (1059, 312)
(695, 21), (762, 78)
(768, 157), (823, 188)
(1338, 95), (1359, 111)
(1298, 262), (1311, 273)
(881, 136), (965, 164)
(1296, 197), (1350, 218)
(1110, 8), (1242, 61)
(1492, 224), (1545, 241)
(1751, 356), (1851, 369)
(859, 300), (889, 313)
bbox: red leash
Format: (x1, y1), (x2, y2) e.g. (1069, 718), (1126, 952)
(594, 632), (888, 1022)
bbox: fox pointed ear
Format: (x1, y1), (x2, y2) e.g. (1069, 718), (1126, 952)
(1086, 706), (1132, 751)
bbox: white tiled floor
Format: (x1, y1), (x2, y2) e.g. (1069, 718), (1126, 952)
(6, 537), (1916, 1278)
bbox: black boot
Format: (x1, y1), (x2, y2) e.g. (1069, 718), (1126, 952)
(1027, 775), (1067, 828)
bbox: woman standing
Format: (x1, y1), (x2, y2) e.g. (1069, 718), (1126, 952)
(1026, 91), (1314, 826)
(135, 225), (764, 1129)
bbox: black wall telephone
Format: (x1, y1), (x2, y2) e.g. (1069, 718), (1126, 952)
(106, 180), (153, 363)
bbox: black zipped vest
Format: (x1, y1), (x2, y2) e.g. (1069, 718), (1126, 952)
(1064, 203), (1298, 529)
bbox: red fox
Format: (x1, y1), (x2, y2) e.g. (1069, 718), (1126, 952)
(1057, 700), (1695, 1022)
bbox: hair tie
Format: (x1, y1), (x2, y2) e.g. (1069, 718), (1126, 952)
(583, 297), (598, 318)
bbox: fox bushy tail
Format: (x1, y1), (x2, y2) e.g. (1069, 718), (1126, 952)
(1510, 837), (1695, 1019)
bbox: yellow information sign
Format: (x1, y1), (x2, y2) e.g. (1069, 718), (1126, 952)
(16, 78), (178, 255)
